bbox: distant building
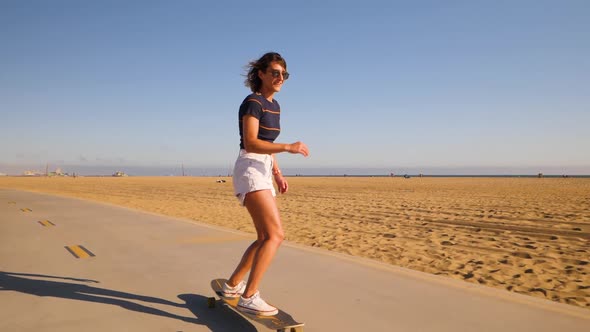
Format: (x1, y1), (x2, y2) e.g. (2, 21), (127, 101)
(23, 170), (42, 176)
(48, 167), (68, 177)
(113, 171), (128, 177)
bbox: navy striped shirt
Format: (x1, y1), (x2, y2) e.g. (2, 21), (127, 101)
(238, 93), (281, 150)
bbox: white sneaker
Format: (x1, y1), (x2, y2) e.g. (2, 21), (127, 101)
(237, 291), (278, 316)
(222, 280), (246, 298)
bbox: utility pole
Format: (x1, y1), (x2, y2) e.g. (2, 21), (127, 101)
(182, 163), (185, 177)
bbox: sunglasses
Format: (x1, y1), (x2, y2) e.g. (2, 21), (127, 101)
(269, 69), (290, 80)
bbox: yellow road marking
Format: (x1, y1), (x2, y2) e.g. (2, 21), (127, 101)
(38, 220), (55, 227)
(65, 245), (95, 259)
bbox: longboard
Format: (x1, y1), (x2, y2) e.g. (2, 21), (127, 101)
(209, 278), (304, 332)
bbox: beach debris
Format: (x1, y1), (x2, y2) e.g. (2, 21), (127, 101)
(216, 179), (227, 183)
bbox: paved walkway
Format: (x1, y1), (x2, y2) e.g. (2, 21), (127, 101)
(1, 189), (588, 331)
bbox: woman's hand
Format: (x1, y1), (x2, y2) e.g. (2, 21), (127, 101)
(274, 173), (289, 194)
(287, 141), (309, 157)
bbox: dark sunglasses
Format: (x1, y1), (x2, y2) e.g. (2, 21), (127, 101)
(269, 69), (290, 80)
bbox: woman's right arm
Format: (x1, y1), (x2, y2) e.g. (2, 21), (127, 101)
(243, 115), (309, 156)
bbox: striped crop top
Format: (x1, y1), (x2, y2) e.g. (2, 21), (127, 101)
(238, 93), (281, 150)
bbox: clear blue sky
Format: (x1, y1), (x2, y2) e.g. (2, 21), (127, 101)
(1, 0), (589, 175)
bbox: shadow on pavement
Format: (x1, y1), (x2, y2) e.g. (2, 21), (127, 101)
(179, 293), (258, 332)
(0, 271), (256, 331)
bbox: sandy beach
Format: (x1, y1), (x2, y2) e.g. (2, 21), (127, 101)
(1, 176), (589, 309)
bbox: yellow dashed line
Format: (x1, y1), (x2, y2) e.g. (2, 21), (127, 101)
(65, 245), (95, 259)
(38, 220), (55, 227)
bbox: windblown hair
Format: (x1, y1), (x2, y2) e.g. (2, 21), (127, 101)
(244, 52), (287, 93)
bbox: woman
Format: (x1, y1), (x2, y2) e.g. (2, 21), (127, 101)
(223, 52), (309, 316)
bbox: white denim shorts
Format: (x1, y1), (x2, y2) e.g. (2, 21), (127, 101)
(233, 149), (276, 206)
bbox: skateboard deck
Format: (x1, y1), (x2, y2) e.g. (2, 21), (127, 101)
(210, 278), (304, 332)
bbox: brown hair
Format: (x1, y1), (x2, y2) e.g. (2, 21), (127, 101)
(244, 52), (287, 93)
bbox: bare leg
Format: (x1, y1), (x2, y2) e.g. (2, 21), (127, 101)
(227, 240), (261, 287)
(228, 189), (284, 297)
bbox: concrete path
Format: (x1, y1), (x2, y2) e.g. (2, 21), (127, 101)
(1, 189), (588, 331)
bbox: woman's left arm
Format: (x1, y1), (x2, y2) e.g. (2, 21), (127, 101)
(272, 154), (288, 194)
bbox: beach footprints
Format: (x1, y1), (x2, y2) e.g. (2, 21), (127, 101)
(512, 251), (533, 259)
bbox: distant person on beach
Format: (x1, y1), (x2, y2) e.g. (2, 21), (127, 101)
(222, 52), (309, 316)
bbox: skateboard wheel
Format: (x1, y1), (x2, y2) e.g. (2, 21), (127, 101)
(207, 297), (216, 308)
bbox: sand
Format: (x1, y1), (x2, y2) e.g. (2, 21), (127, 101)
(1, 176), (589, 309)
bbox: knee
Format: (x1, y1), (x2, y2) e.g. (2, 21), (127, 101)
(259, 230), (283, 246)
(268, 230), (284, 245)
